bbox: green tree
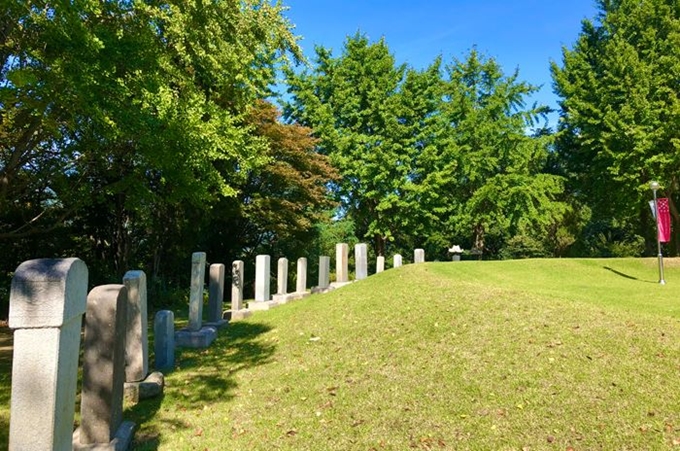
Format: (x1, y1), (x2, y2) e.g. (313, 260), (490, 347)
(552, 0), (680, 254)
(423, 51), (571, 258)
(285, 33), (413, 256)
(0, 0), (301, 304)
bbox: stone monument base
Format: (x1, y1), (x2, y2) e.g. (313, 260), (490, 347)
(175, 326), (217, 348)
(223, 309), (252, 321)
(124, 371), (164, 404)
(272, 293), (302, 304)
(248, 300), (279, 311)
(204, 318), (229, 330)
(311, 285), (334, 294)
(330, 281), (353, 290)
(73, 421), (136, 451)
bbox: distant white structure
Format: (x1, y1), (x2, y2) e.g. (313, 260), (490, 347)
(448, 245), (463, 261)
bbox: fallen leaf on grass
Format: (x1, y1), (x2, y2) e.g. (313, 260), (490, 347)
(285, 429), (297, 437)
(194, 427), (203, 437)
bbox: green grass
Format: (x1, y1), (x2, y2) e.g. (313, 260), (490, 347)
(3, 258), (680, 450)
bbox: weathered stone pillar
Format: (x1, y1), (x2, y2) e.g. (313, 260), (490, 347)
(336, 243), (349, 283)
(296, 257), (307, 293)
(189, 252), (207, 331)
(175, 252), (216, 348)
(394, 254), (403, 268)
(122, 270), (148, 383)
(231, 260), (244, 310)
(318, 256), (330, 289)
(9, 258), (88, 451)
(255, 255), (271, 302)
(206, 263), (227, 328)
(122, 270), (163, 404)
(355, 243), (368, 280)
(277, 258), (288, 295)
(154, 310), (175, 371)
(75, 284), (135, 449)
(251, 255), (277, 311)
(414, 248), (425, 264)
(225, 260), (252, 321)
(376, 256), (385, 273)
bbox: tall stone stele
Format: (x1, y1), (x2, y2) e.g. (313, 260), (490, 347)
(175, 252), (217, 348)
(251, 254), (278, 311)
(225, 260), (252, 321)
(8, 258), (88, 451)
(254, 254), (271, 302)
(376, 256), (385, 273)
(206, 263), (228, 328)
(355, 243), (368, 280)
(318, 256), (331, 289)
(336, 243), (349, 283)
(188, 252), (207, 331)
(122, 270), (149, 383)
(154, 310), (175, 371)
(296, 257), (307, 293)
(123, 270), (164, 404)
(74, 285), (135, 450)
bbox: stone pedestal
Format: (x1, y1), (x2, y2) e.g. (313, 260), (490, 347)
(9, 258), (88, 451)
(75, 284), (135, 450)
(355, 243), (368, 280)
(124, 372), (165, 404)
(175, 326), (217, 348)
(335, 243), (349, 283)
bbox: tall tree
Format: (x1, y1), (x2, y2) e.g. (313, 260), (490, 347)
(552, 0), (680, 254)
(285, 33), (413, 256)
(0, 0), (301, 290)
(417, 51), (570, 258)
(203, 99), (338, 263)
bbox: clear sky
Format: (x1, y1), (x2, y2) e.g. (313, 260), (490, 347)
(281, 0), (600, 127)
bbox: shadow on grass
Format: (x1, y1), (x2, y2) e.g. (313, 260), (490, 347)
(603, 266), (656, 283)
(130, 320), (275, 449)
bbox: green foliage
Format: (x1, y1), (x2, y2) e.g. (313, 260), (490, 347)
(0, 0), (302, 314)
(552, 0), (680, 254)
(286, 37), (570, 259)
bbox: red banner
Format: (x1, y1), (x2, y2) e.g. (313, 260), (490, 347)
(657, 198), (671, 243)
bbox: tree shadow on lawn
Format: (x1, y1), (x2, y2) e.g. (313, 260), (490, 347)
(603, 266), (657, 283)
(130, 320), (275, 450)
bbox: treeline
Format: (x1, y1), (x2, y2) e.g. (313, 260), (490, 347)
(2, 0), (679, 315)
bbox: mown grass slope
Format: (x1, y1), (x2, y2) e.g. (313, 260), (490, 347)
(4, 258), (680, 450)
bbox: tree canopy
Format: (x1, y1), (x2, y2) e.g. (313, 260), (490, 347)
(552, 0), (680, 255)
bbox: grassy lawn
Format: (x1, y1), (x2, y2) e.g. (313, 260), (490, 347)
(2, 258), (680, 450)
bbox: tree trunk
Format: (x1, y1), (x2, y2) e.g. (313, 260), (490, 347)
(374, 234), (385, 257)
(474, 223), (485, 260)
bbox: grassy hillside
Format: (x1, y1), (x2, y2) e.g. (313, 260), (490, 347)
(4, 258), (680, 450)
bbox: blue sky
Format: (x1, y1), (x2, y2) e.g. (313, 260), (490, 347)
(281, 0), (600, 127)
